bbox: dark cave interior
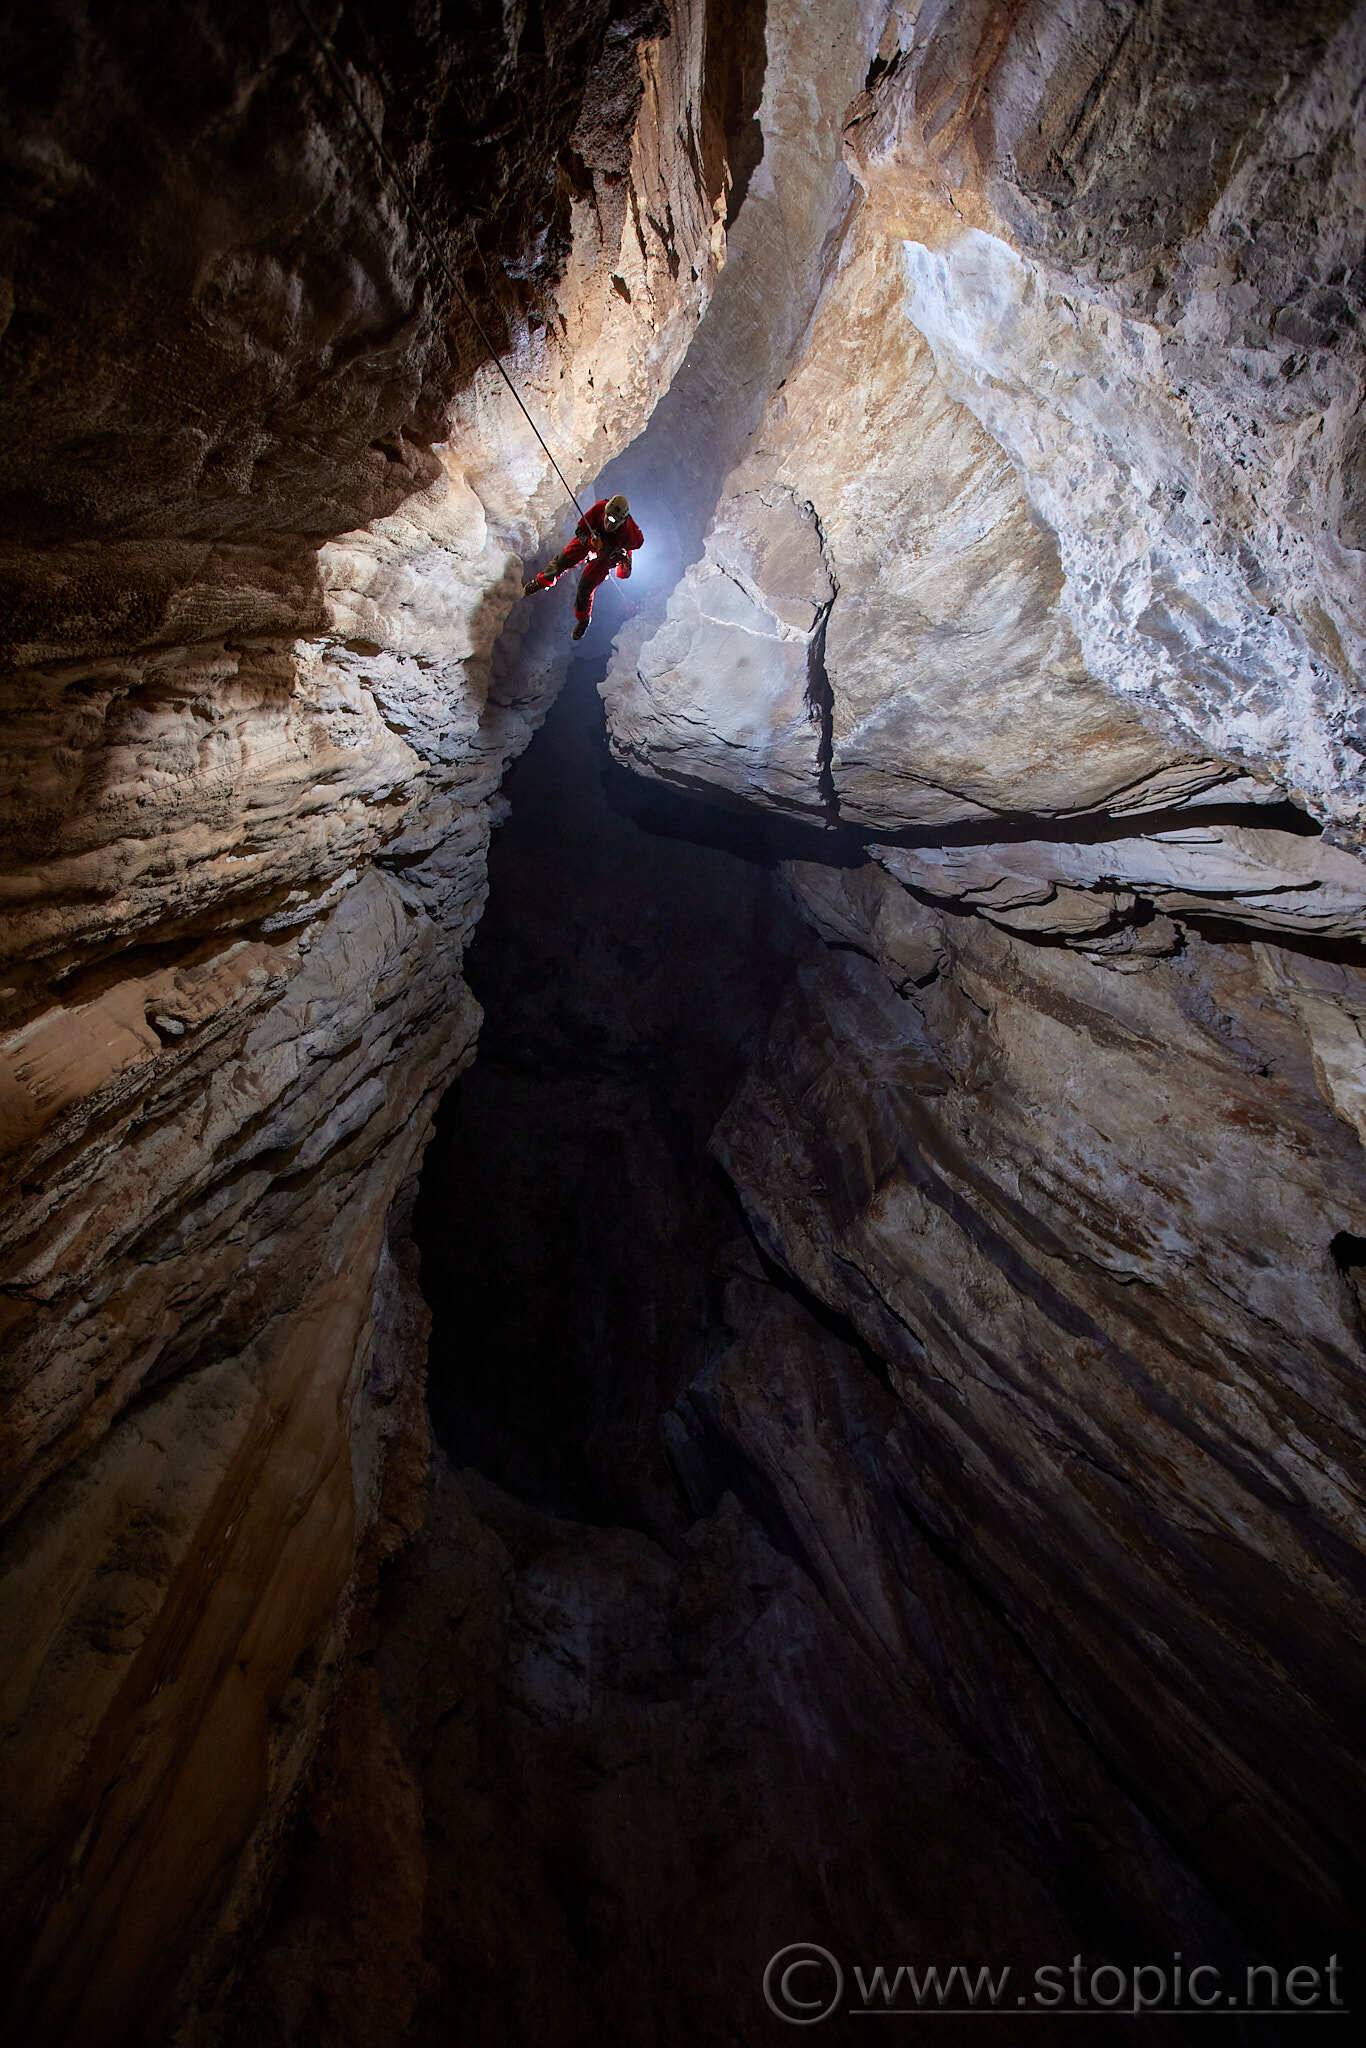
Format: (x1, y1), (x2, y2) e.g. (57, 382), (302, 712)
(398, 669), (1310, 2047)
(416, 650), (814, 1535)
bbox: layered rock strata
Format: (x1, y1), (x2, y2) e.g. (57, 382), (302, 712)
(606, 0), (1366, 837)
(0, 2), (748, 2038)
(1, 0), (1364, 2038)
(217, 660), (1261, 2048)
(593, 0), (1366, 1963)
(723, 859), (1366, 1953)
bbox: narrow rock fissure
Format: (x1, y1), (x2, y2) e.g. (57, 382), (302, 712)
(806, 600), (841, 825)
(415, 651), (816, 1535)
(396, 665), (1296, 2037)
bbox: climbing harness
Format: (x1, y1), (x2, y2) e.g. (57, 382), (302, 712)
(525, 493), (644, 641)
(289, 0), (588, 522)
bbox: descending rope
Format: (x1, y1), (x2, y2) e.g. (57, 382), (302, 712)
(290, 0), (588, 522)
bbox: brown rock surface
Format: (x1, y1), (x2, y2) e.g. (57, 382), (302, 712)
(0, 2), (745, 2039)
(2, 0), (1365, 2041)
(716, 865), (1366, 1952)
(580, 0), (1366, 1991)
(602, 1), (1366, 849)
(215, 675), (1260, 2047)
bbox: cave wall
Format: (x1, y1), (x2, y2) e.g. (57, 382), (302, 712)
(596, 0), (1366, 1958)
(0, 3), (750, 2038)
(607, 0), (1366, 833)
(1, 0), (1364, 2037)
(223, 672), (1268, 2048)
(720, 869), (1366, 1952)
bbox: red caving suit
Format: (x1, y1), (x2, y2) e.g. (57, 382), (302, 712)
(529, 498), (645, 627)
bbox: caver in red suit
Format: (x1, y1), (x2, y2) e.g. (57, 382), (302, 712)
(524, 493), (644, 639)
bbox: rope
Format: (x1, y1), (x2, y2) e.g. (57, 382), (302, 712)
(289, 0), (588, 522)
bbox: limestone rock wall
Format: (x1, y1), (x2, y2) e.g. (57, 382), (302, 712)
(2, 0), (1365, 2033)
(213, 643), (1260, 2048)
(593, 0), (1366, 1958)
(0, 4), (744, 2039)
(721, 863), (1366, 1951)
(888, 0), (1366, 830)
(604, 0), (1366, 841)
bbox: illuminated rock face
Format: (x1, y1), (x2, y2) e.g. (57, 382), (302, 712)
(1, 1), (1365, 2042)
(0, 3), (740, 2037)
(592, 0), (1366, 1976)
(605, 0), (1366, 837)
(720, 864), (1366, 1952)
(612, 486), (836, 816)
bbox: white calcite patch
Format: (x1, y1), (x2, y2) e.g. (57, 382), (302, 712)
(901, 213), (1363, 829)
(612, 487), (834, 817)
